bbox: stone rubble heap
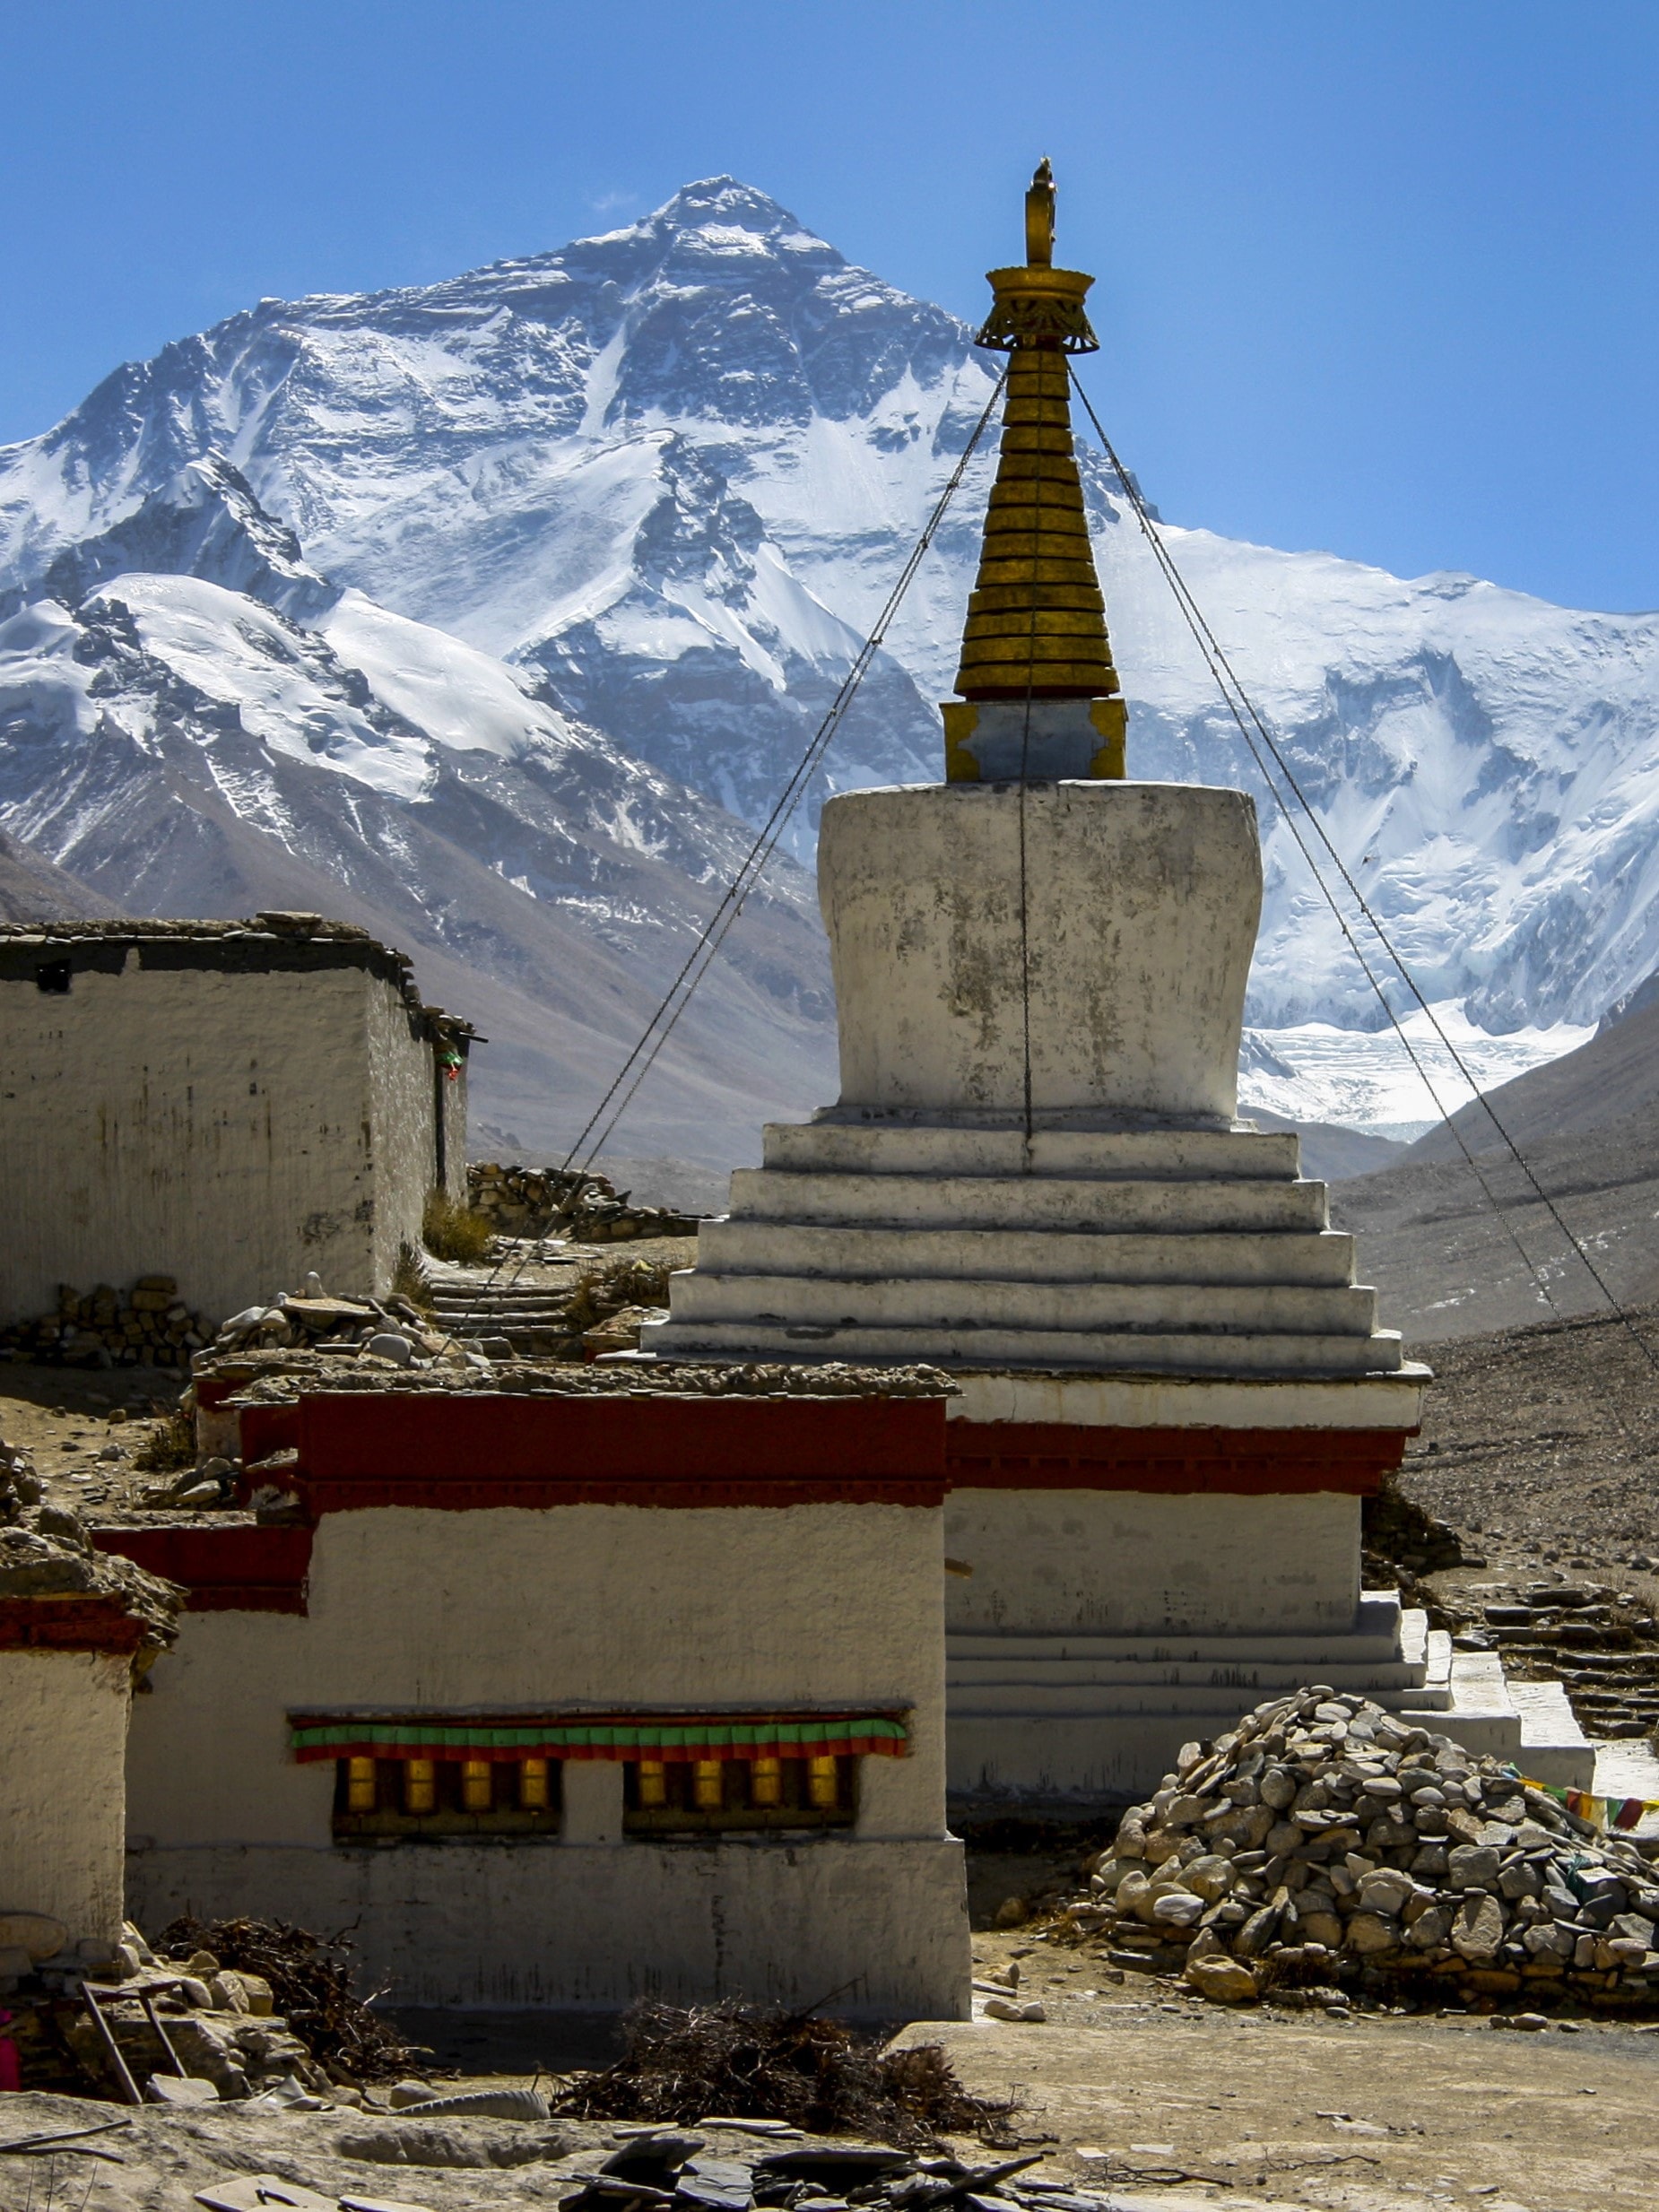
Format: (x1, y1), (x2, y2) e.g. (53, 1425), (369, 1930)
(549, 2135), (1114, 2212)
(469, 1161), (700, 1244)
(221, 1358), (957, 1404)
(209, 1275), (465, 1369)
(4, 1915), (412, 2103)
(0, 1275), (208, 1369)
(0, 1462), (180, 1648)
(1066, 1688), (1659, 2012)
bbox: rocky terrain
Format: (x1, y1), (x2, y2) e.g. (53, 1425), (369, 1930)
(1337, 987), (1659, 1339)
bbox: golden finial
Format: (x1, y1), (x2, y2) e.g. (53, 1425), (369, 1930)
(1025, 157), (1055, 266)
(943, 161), (1127, 779)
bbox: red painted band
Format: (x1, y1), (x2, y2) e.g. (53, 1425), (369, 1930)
(290, 1478), (942, 1513)
(294, 1392), (945, 1488)
(943, 1421), (1407, 1495)
(293, 1735), (905, 1764)
(91, 1524), (311, 1613)
(0, 1596), (152, 1653)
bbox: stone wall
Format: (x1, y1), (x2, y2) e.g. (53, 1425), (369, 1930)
(468, 1162), (699, 1241)
(0, 1649), (133, 1952)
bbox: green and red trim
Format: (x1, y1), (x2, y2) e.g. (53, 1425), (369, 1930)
(289, 1711), (910, 1764)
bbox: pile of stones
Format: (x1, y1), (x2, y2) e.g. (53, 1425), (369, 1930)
(210, 1277), (460, 1368)
(0, 1275), (208, 1368)
(551, 2137), (1103, 2212)
(0, 1429), (41, 1521)
(469, 1161), (700, 1243)
(0, 1476), (179, 1646)
(224, 1359), (956, 1406)
(1064, 1687), (1659, 2013)
(1451, 1582), (1659, 1742)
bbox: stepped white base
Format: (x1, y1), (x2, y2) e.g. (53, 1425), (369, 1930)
(945, 1597), (1594, 1803)
(648, 1116), (1407, 1377)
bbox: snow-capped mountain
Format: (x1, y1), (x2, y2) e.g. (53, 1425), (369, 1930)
(4, 175), (1659, 1156)
(0, 459), (833, 1162)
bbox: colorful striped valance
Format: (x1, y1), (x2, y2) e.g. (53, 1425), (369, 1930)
(288, 1710), (910, 1764)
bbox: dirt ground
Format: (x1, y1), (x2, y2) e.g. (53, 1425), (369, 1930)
(909, 1922), (1659, 2212)
(5, 1972), (1654, 2212)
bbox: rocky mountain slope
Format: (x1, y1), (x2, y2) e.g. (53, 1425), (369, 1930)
(1334, 992), (1659, 1340)
(4, 178), (1659, 1158)
(0, 827), (119, 924)
(0, 460), (833, 1161)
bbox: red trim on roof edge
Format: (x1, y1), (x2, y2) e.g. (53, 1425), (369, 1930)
(0, 1595), (154, 1653)
(91, 1524), (311, 1613)
(229, 1392), (949, 1512)
(944, 1421), (1407, 1495)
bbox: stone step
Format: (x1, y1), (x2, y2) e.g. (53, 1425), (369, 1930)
(947, 1597), (1412, 1671)
(764, 1120), (1305, 1183)
(643, 1314), (1404, 1375)
(948, 1606), (1441, 1718)
(945, 1648), (1594, 1803)
(670, 1269), (1378, 1340)
(427, 1305), (571, 1323)
(725, 1168), (1330, 1236)
(696, 1219), (1359, 1288)
(948, 1661), (1434, 1706)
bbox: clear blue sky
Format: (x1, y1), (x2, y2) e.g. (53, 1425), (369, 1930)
(4, 1), (1656, 612)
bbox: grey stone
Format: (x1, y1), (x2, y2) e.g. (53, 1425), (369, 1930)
(1344, 1912), (1400, 1955)
(1451, 1894), (1506, 1964)
(1356, 1869), (1415, 1916)
(677, 2159), (759, 2212)
(1447, 1844), (1501, 1889)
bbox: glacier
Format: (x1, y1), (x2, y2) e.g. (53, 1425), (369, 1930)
(3, 175), (1656, 1151)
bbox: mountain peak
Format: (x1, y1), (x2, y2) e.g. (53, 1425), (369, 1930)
(646, 177), (820, 242)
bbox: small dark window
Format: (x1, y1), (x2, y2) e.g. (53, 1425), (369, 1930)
(35, 961), (71, 995)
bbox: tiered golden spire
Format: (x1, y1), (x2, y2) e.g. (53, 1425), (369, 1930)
(944, 161), (1126, 781)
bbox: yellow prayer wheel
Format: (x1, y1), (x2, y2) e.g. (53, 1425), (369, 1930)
(519, 1757), (551, 1809)
(692, 1759), (725, 1810)
(346, 1757), (377, 1813)
(637, 1759), (667, 1807)
(404, 1757), (437, 1813)
(808, 1755), (838, 1809)
(750, 1757), (782, 1808)
(461, 1758), (492, 1812)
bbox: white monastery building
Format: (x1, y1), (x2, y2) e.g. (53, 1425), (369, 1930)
(0, 915), (473, 1330)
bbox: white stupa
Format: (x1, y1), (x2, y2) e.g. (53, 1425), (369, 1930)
(644, 167), (1591, 1803)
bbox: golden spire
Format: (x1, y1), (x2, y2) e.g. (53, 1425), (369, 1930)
(943, 160), (1127, 782)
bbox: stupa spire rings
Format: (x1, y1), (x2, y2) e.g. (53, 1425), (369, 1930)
(946, 161), (1125, 776)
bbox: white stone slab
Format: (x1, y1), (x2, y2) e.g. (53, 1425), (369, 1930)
(944, 1368), (1429, 1430)
(670, 1269), (1379, 1339)
(725, 1167), (1330, 1233)
(695, 1219), (1360, 1288)
(765, 1119), (1304, 1180)
(647, 1314), (1403, 1375)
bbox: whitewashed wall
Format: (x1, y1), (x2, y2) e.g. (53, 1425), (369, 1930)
(943, 1489), (1360, 1635)
(0, 1651), (131, 1949)
(125, 1500), (969, 2015)
(0, 953), (452, 1323)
